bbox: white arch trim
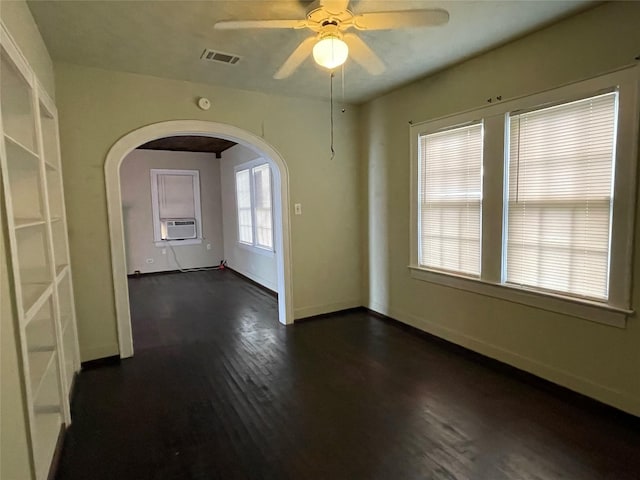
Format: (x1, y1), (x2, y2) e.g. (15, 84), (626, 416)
(105, 120), (294, 358)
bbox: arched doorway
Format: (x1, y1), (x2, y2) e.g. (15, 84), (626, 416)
(105, 120), (293, 358)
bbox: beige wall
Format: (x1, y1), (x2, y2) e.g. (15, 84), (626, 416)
(361, 1), (640, 416)
(55, 63), (362, 361)
(120, 149), (223, 274)
(220, 144), (277, 291)
(0, 2), (52, 478)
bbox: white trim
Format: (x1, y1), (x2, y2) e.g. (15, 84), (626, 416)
(105, 120), (294, 359)
(149, 168), (202, 242)
(233, 159), (275, 252)
(237, 241), (276, 257)
(294, 299), (361, 319)
(409, 66), (639, 325)
(153, 239), (202, 247)
(408, 266), (631, 328)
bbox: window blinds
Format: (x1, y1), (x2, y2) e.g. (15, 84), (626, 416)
(158, 173), (195, 219)
(253, 164), (273, 249)
(235, 169), (253, 244)
(419, 123), (483, 276)
(506, 92), (617, 300)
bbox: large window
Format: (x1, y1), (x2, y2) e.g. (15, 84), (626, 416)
(235, 162), (273, 250)
(410, 67), (638, 326)
(418, 123), (483, 276)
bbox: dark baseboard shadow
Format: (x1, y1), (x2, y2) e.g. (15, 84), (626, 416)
(126, 267), (278, 297)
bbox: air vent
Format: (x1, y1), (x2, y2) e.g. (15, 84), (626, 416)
(201, 48), (240, 65)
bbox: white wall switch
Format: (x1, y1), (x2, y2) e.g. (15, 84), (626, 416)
(294, 203), (302, 215)
(161, 248), (166, 255)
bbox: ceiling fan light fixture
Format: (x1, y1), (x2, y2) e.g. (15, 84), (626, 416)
(312, 35), (349, 70)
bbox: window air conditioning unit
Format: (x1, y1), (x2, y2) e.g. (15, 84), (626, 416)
(161, 219), (197, 240)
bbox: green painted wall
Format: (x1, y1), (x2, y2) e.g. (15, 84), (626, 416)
(54, 63), (362, 361)
(361, 1), (640, 416)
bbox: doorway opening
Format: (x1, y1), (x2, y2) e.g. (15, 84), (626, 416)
(105, 121), (293, 358)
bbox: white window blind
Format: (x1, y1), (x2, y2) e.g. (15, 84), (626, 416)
(235, 169), (253, 244)
(253, 164), (273, 249)
(419, 123), (483, 276)
(506, 92), (617, 300)
(158, 173), (195, 219)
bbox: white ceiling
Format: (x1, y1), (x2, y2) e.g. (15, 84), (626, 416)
(27, 0), (595, 104)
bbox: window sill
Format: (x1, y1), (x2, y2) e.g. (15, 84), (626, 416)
(237, 242), (275, 257)
(154, 239), (202, 247)
(408, 266), (632, 328)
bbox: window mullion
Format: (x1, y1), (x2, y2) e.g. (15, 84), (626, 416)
(250, 166), (258, 247)
(481, 114), (505, 283)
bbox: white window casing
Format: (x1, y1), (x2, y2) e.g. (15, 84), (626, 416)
(418, 122), (483, 276)
(235, 168), (253, 245)
(234, 160), (274, 252)
(409, 66), (639, 327)
(150, 169), (202, 246)
(505, 92), (617, 301)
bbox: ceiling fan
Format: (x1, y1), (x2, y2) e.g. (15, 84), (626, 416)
(214, 0), (449, 79)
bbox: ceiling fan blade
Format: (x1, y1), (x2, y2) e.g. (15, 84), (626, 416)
(214, 19), (307, 30)
(343, 33), (385, 75)
(319, 0), (350, 14)
(352, 9), (449, 30)
(274, 36), (316, 79)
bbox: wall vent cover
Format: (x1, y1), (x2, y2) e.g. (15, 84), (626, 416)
(201, 48), (241, 65)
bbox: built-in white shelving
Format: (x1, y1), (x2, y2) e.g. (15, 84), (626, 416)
(1, 22), (80, 480)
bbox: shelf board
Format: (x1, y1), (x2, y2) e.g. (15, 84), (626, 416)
(34, 404), (61, 415)
(50, 216), (62, 223)
(14, 217), (46, 230)
(4, 132), (39, 161)
(28, 344), (55, 354)
(23, 283), (53, 324)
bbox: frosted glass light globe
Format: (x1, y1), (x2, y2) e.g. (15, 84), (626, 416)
(312, 36), (349, 69)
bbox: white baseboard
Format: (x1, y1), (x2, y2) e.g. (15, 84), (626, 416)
(80, 343), (119, 363)
(294, 299), (361, 320)
(228, 265), (277, 292)
(368, 301), (640, 417)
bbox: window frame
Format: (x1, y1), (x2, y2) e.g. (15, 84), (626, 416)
(416, 120), (484, 277)
(150, 168), (202, 247)
(409, 66), (638, 327)
(234, 159), (274, 254)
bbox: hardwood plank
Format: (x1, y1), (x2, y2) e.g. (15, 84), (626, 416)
(56, 270), (640, 480)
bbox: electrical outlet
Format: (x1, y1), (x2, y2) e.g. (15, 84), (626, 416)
(145, 258), (154, 264)
(206, 243), (212, 250)
(294, 203), (302, 215)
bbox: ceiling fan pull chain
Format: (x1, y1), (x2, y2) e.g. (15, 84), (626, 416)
(341, 64), (345, 107)
(330, 71), (335, 160)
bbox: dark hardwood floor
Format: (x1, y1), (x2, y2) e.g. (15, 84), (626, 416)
(56, 270), (640, 480)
